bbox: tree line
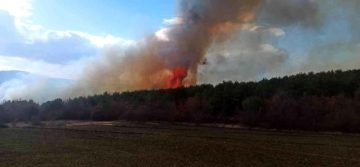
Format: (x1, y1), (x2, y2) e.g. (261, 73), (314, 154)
(1, 69), (360, 132)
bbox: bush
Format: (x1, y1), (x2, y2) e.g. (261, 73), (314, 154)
(30, 116), (43, 126)
(0, 123), (8, 128)
(242, 96), (264, 112)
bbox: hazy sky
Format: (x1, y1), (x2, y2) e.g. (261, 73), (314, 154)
(31, 0), (176, 39)
(0, 0), (355, 79)
(0, 0), (176, 77)
(0, 0), (358, 101)
(0, 0), (176, 101)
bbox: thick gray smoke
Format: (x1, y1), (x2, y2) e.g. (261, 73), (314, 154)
(198, 0), (320, 83)
(199, 0), (360, 84)
(1, 0), (357, 101)
(198, 26), (288, 83)
(258, 0), (321, 27)
(289, 0), (360, 74)
(67, 0), (262, 97)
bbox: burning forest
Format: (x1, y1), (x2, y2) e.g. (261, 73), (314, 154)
(69, 0), (262, 96)
(67, 0), (360, 98)
(2, 1), (360, 166)
(0, 0), (360, 103)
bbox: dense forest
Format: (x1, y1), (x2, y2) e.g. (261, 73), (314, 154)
(1, 69), (360, 132)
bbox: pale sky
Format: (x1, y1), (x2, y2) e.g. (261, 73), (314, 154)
(0, 0), (359, 101)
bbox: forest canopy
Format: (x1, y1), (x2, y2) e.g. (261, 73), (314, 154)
(1, 69), (360, 132)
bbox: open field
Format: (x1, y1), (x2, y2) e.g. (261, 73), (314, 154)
(1, 122), (360, 167)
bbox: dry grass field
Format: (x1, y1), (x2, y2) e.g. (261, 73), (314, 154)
(0, 121), (360, 167)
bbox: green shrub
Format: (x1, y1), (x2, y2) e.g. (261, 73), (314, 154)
(242, 96), (264, 112)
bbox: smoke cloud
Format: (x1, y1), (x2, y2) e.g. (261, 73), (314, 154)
(65, 0), (360, 97)
(68, 0), (262, 96)
(257, 0), (321, 28)
(7, 0), (354, 100)
(286, 0), (360, 74)
(198, 26), (288, 83)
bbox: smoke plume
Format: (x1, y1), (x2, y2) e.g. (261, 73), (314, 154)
(69, 0), (261, 96)
(66, 0), (360, 98)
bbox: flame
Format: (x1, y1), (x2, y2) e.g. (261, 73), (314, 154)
(167, 67), (188, 89)
(69, 1), (262, 96)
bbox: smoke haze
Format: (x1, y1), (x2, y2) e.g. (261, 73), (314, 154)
(2, 0), (360, 101)
(68, 0), (262, 96)
(65, 0), (360, 98)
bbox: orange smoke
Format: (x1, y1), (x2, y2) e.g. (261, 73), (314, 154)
(69, 0), (262, 96)
(167, 67), (188, 88)
(210, 13), (256, 35)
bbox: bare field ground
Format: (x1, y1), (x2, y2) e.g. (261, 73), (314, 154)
(1, 121), (360, 167)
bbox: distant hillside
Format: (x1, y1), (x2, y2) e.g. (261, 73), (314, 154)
(0, 70), (72, 85)
(0, 70), (28, 83)
(1, 69), (360, 132)
(0, 70), (73, 102)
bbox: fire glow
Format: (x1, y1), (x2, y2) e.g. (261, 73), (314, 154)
(167, 67), (188, 89)
(70, 0), (262, 96)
